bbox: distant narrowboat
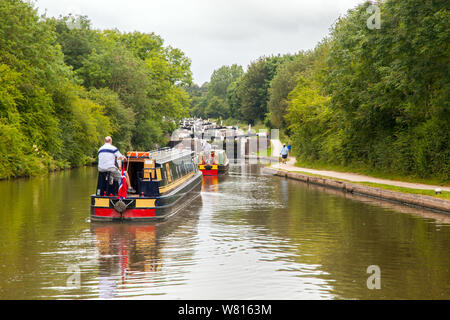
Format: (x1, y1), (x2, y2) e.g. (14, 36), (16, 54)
(198, 149), (229, 176)
(90, 148), (202, 222)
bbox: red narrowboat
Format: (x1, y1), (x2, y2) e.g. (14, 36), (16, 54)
(198, 149), (229, 176)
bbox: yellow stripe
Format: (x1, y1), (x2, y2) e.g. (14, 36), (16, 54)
(166, 163), (172, 183)
(159, 171), (195, 194)
(135, 199), (156, 208)
(199, 164), (218, 170)
(94, 198), (110, 207)
(156, 168), (161, 180)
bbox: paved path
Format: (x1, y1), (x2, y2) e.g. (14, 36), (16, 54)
(271, 156), (450, 192)
(270, 139), (283, 157)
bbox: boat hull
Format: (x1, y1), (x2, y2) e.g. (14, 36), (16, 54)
(199, 163), (229, 176)
(90, 171), (203, 222)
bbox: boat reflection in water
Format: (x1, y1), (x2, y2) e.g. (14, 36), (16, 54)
(202, 175), (219, 192)
(90, 196), (202, 299)
(201, 166), (231, 193)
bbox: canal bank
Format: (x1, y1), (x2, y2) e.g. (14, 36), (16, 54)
(263, 165), (450, 214)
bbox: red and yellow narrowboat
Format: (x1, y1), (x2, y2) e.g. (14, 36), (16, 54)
(90, 148), (202, 222)
(198, 149), (229, 176)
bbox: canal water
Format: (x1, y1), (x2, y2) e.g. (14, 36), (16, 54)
(0, 162), (449, 299)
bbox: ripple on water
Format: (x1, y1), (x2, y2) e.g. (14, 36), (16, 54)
(1, 164), (450, 299)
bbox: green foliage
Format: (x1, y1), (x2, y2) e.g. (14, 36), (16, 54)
(237, 58), (268, 124)
(286, 77), (334, 162)
(0, 63), (40, 178)
(267, 52), (315, 129)
(205, 96), (229, 119)
(187, 56), (293, 125)
(286, 0), (450, 181)
(208, 65), (243, 101)
(0, 0), (68, 178)
(237, 55), (292, 124)
(186, 83), (208, 118)
(187, 0), (448, 181)
(85, 88), (135, 151)
(54, 14), (99, 71)
(189, 65), (243, 120)
(3, 0), (447, 183)
(74, 29), (192, 150)
(0, 0), (193, 179)
(226, 80), (242, 120)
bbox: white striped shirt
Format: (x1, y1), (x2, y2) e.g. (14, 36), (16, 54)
(98, 143), (122, 171)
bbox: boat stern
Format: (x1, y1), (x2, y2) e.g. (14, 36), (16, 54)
(90, 196), (158, 221)
(199, 164), (219, 176)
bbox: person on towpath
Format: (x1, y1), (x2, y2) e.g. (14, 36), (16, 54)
(280, 144), (289, 164)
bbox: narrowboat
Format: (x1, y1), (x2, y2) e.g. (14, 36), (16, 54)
(198, 149), (229, 176)
(90, 148), (202, 222)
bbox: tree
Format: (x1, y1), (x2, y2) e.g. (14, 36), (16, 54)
(237, 56), (291, 124)
(74, 29), (192, 150)
(267, 51), (315, 129)
(205, 96), (229, 119)
(323, 0), (449, 178)
(207, 65), (243, 101)
(284, 0), (449, 180)
(85, 88), (135, 151)
(54, 14), (100, 71)
(286, 77), (333, 162)
(237, 58), (267, 124)
(0, 0), (195, 178)
(226, 80), (242, 120)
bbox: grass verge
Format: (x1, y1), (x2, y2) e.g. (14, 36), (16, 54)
(274, 168), (450, 200)
(293, 160), (449, 187)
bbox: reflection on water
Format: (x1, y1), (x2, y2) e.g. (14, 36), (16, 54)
(0, 162), (449, 299)
(91, 197), (202, 299)
(202, 175), (220, 192)
(93, 224), (160, 299)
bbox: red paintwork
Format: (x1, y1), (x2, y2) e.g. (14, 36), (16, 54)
(123, 209), (155, 218)
(94, 207), (156, 218)
(200, 169), (218, 176)
(92, 224), (156, 283)
(94, 208), (121, 218)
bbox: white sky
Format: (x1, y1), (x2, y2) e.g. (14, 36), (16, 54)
(33, 0), (366, 84)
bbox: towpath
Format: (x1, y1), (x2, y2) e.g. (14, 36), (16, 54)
(267, 143), (449, 192)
